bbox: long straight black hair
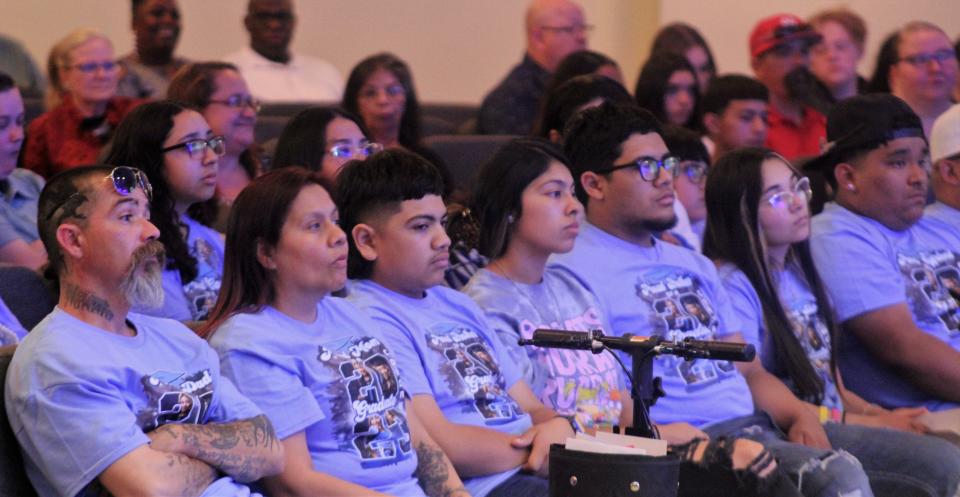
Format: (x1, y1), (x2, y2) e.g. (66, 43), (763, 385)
(702, 148), (839, 403)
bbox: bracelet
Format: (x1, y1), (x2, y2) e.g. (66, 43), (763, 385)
(818, 405), (829, 424)
(557, 414), (580, 433)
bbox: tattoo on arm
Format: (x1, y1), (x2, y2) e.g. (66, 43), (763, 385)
(171, 414), (281, 483)
(165, 452), (219, 497)
(63, 282), (114, 321)
(414, 441), (470, 497)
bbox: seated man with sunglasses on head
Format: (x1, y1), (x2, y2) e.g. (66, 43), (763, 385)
(5, 166), (284, 497)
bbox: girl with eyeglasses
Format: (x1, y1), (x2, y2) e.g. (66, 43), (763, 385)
(200, 167), (468, 497)
(22, 29), (143, 178)
(168, 62), (260, 231)
(703, 147), (960, 497)
(105, 100), (226, 324)
(273, 107), (381, 189)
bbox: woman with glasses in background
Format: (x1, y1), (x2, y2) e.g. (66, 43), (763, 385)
(22, 28), (143, 178)
(272, 107), (380, 189)
(168, 62), (260, 231)
(105, 100), (226, 324)
(703, 147), (960, 497)
(342, 53), (451, 196)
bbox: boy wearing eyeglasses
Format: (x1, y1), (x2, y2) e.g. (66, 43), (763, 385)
(551, 102), (873, 497)
(5, 165), (283, 497)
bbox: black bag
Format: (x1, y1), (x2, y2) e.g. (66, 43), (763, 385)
(549, 444), (680, 497)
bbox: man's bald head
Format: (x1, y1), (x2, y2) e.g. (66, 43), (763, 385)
(525, 0), (588, 72)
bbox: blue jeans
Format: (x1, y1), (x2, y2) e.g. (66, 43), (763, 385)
(486, 472), (548, 497)
(822, 422), (960, 497)
(705, 413), (873, 497)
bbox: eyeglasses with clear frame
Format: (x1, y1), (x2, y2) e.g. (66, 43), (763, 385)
(207, 95), (262, 113)
(328, 142), (383, 160)
(764, 176), (812, 209)
(596, 155), (680, 182)
(540, 24), (594, 36)
(161, 135), (227, 159)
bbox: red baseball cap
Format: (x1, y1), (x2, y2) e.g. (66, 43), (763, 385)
(749, 13), (822, 58)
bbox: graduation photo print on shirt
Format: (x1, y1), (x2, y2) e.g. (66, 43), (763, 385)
(636, 267), (737, 389)
(318, 336), (413, 468)
(137, 369), (215, 431)
(426, 324), (524, 425)
(898, 248), (960, 334)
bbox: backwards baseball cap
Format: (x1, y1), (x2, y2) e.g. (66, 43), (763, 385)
(805, 94), (925, 187)
(749, 13), (822, 58)
(931, 104), (960, 163)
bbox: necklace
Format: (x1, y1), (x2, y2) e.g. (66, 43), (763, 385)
(490, 260), (565, 327)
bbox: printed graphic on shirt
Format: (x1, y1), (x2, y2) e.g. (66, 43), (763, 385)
(318, 336), (412, 467)
(137, 369), (215, 431)
(518, 308), (622, 427)
(784, 300), (842, 407)
(426, 324), (524, 425)
(183, 236), (222, 321)
(898, 249), (960, 334)
(636, 267), (737, 389)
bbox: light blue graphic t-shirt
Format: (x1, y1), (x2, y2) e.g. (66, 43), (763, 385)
(4, 308), (261, 497)
(464, 266), (625, 429)
(811, 202), (960, 410)
(347, 281), (532, 497)
(137, 214), (224, 322)
(0, 296), (27, 345)
(209, 298), (424, 496)
(919, 202), (960, 247)
(719, 263), (842, 410)
(550, 222), (753, 428)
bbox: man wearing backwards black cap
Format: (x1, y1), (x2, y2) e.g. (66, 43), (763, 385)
(749, 13), (826, 161)
(809, 94), (960, 411)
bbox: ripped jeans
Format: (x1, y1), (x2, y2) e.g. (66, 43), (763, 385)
(703, 413), (873, 497)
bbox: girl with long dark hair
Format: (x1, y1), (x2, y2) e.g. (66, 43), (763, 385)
(634, 52), (701, 131)
(200, 167), (468, 497)
(703, 147), (960, 496)
(105, 100), (225, 322)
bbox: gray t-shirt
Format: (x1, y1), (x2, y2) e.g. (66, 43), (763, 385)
(463, 267), (625, 429)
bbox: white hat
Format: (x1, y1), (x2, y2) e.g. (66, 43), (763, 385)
(931, 104), (960, 163)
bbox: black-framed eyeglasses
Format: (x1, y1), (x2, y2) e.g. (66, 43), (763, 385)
(678, 161), (707, 184)
(44, 166), (153, 221)
(328, 142), (383, 160)
(897, 49), (957, 67)
(541, 24), (594, 36)
(764, 176), (812, 209)
(162, 135), (227, 159)
(251, 10), (293, 23)
(596, 155), (680, 182)
(208, 95), (262, 113)
(67, 60), (118, 74)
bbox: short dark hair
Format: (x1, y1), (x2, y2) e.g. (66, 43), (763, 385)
(37, 166), (117, 278)
(342, 53), (422, 148)
(546, 50), (620, 95)
(273, 107), (370, 179)
(534, 74), (632, 138)
(662, 125), (710, 164)
(634, 52), (701, 129)
(0, 72), (15, 92)
(562, 102), (662, 204)
(701, 74), (769, 116)
(336, 149), (445, 279)
(472, 138), (571, 259)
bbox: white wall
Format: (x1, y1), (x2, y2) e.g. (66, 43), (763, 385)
(658, 0), (960, 80)
(0, 0), (658, 104)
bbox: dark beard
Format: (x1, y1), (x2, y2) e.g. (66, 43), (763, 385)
(643, 215), (679, 233)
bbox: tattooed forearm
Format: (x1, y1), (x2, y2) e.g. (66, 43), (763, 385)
(414, 441), (470, 497)
(165, 452), (218, 497)
(156, 414), (283, 483)
(63, 283), (114, 321)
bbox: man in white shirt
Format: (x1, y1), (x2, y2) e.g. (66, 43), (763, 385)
(224, 0), (343, 103)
